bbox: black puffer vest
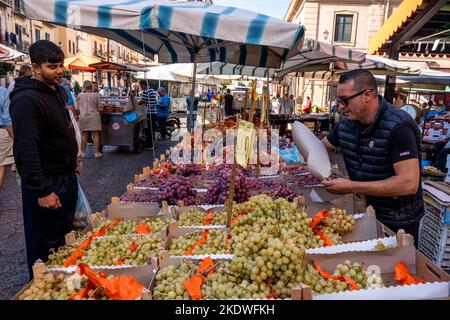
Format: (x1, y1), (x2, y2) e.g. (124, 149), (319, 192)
(336, 96), (424, 228)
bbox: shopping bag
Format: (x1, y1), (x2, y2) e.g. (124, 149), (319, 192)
(73, 181), (93, 229)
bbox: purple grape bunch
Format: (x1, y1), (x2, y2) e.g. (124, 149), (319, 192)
(176, 164), (203, 177)
(156, 176), (199, 206)
(205, 167), (251, 204)
(120, 190), (158, 203)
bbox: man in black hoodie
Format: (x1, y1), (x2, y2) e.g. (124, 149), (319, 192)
(10, 40), (78, 278)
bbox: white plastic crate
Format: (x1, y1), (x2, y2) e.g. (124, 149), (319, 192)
(419, 183), (450, 271)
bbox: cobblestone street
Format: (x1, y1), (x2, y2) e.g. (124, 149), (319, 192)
(0, 141), (174, 300)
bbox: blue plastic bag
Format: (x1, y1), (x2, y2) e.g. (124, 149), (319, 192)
(273, 146), (302, 163)
(74, 181), (92, 229)
(123, 110), (140, 124)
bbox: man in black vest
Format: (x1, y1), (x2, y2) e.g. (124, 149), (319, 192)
(321, 70), (424, 245)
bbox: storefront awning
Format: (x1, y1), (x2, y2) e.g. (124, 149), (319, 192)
(368, 0), (450, 55)
(368, 0), (425, 54)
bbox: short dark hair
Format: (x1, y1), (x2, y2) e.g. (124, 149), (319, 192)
(338, 69), (378, 96)
(139, 79), (148, 87)
(227, 89), (231, 93)
(29, 40), (64, 65)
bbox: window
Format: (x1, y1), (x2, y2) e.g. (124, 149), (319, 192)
(73, 42), (75, 54)
(334, 14), (353, 42)
(68, 40), (72, 53)
(35, 28), (41, 41)
(45, 32), (50, 41)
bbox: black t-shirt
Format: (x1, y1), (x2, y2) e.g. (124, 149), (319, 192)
(389, 125), (419, 163)
(224, 94), (234, 107)
(327, 123), (419, 164)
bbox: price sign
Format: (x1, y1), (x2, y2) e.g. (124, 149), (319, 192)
(235, 120), (255, 168)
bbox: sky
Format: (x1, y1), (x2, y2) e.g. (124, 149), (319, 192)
(213, 0), (290, 20)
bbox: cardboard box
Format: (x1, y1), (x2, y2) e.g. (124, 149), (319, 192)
(165, 222), (231, 259)
(13, 262), (155, 300)
(107, 198), (170, 219)
(50, 232), (168, 272)
(299, 236), (450, 300)
(173, 206), (228, 227)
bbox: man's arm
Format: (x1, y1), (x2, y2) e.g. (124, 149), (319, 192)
(323, 124), (421, 197)
(323, 158), (420, 197)
(321, 137), (335, 151)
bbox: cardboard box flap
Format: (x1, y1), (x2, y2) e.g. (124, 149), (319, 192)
(107, 202), (165, 218)
(312, 281), (450, 300)
(307, 245), (417, 275)
(306, 236), (397, 255)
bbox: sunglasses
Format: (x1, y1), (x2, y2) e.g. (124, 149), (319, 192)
(336, 89), (373, 107)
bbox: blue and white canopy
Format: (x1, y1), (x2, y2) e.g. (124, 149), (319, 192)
(196, 39), (366, 78)
(23, 0), (305, 68)
(335, 55), (425, 76)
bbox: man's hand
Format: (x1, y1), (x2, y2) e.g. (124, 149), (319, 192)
(38, 193), (61, 209)
(322, 178), (353, 194)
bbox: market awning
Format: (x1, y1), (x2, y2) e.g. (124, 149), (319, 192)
(335, 55), (427, 76)
(23, 0), (305, 68)
(64, 55), (101, 72)
(368, 0), (450, 54)
(0, 43), (27, 61)
(89, 61), (137, 73)
(196, 39), (366, 79)
(276, 38), (366, 77)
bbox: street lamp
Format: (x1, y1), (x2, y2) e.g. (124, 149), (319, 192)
(323, 29), (329, 41)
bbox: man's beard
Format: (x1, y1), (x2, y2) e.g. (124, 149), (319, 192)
(40, 70), (62, 86)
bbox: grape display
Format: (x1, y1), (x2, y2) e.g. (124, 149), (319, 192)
(120, 190), (158, 203)
(169, 230), (230, 256)
(156, 176), (199, 206)
(205, 167), (251, 204)
(91, 218), (168, 236)
(178, 209), (227, 226)
(153, 262), (196, 300)
(17, 273), (111, 300)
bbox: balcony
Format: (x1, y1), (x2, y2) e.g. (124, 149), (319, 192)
(93, 48), (107, 58)
(0, 0), (13, 7)
(13, 0), (25, 16)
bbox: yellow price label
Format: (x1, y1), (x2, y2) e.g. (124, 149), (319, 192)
(235, 120), (255, 168)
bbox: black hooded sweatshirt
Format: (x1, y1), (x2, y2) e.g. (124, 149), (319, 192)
(9, 77), (78, 198)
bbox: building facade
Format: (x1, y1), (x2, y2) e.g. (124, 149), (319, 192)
(0, 0), (149, 87)
(284, 0), (450, 109)
(284, 0), (405, 109)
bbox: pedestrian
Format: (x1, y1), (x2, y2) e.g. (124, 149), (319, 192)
(279, 94), (291, 116)
(60, 78), (79, 119)
(186, 91), (199, 130)
(321, 69), (424, 246)
(137, 80), (157, 149)
(0, 85), (13, 189)
(207, 89), (213, 102)
(288, 94), (295, 115)
(156, 87), (170, 140)
(304, 96), (312, 114)
(77, 80), (102, 158)
(9, 40), (78, 277)
(8, 64), (33, 93)
(224, 89), (234, 117)
(92, 81), (99, 93)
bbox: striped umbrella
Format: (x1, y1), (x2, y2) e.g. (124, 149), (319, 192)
(197, 39), (366, 79)
(276, 39), (366, 77)
(335, 55), (424, 76)
(23, 0), (305, 130)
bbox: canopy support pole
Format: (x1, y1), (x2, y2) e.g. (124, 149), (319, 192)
(188, 52), (199, 133)
(141, 30), (155, 160)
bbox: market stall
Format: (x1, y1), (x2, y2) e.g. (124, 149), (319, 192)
(85, 61), (146, 153)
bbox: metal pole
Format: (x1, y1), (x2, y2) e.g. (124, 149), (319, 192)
(188, 52), (198, 132)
